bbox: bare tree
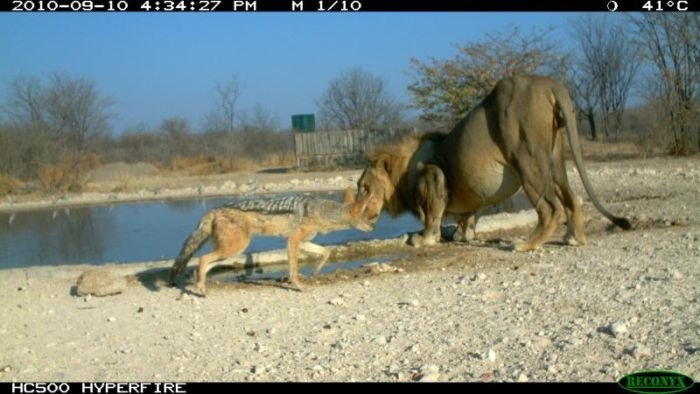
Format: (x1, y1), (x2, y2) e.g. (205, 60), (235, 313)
(408, 26), (568, 127)
(43, 73), (114, 151)
(205, 77), (241, 134)
(630, 14), (700, 154)
(1, 76), (46, 128)
(567, 66), (600, 140)
(317, 68), (403, 131)
(571, 15), (640, 141)
(160, 116), (192, 157)
(238, 104), (291, 159)
(0, 73), (113, 183)
(239, 103), (280, 133)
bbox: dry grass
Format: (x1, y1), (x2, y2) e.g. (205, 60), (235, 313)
(0, 174), (24, 196)
(575, 139), (652, 162)
(36, 154), (101, 193)
(258, 152), (296, 168)
(169, 155), (259, 175)
(168, 153), (295, 176)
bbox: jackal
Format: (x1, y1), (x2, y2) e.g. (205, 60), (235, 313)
(169, 187), (374, 295)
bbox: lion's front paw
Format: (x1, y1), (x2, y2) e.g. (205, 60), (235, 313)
(409, 233), (425, 248)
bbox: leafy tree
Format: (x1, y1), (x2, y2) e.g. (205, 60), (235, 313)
(408, 26), (567, 127)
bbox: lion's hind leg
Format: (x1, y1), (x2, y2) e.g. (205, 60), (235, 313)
(554, 184), (586, 246)
(551, 134), (586, 246)
(195, 217), (250, 296)
(512, 154), (564, 252)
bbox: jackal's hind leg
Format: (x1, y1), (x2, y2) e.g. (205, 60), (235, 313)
(195, 219), (250, 296)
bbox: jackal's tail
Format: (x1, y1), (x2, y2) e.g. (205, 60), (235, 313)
(169, 211), (214, 285)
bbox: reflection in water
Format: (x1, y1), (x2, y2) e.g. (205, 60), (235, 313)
(0, 192), (422, 270)
(0, 207), (116, 268)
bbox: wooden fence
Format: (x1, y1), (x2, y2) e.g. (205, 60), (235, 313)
(293, 129), (417, 169)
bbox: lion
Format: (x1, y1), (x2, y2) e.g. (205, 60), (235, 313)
(410, 161), (449, 247)
(355, 74), (631, 251)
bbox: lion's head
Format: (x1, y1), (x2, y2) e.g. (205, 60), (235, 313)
(354, 166), (391, 227)
(355, 132), (446, 221)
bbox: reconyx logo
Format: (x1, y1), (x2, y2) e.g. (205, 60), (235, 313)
(619, 370), (695, 394)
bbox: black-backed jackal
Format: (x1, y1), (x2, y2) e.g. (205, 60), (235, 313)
(169, 187), (374, 295)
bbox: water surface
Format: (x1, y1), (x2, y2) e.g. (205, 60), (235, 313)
(0, 191), (421, 270)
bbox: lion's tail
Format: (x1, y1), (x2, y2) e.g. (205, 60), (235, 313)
(553, 84), (631, 231)
(169, 210), (215, 285)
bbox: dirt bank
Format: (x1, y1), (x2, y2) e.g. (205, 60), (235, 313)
(0, 156), (698, 382)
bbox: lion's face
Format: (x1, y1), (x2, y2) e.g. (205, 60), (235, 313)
(355, 167), (388, 226)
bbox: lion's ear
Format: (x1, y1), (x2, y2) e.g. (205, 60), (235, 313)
(379, 156), (391, 175)
(371, 155), (391, 175)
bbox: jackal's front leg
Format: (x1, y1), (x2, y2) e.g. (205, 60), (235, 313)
(299, 242), (331, 275)
(287, 226), (315, 292)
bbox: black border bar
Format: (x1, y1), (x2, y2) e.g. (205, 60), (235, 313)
(2, 382), (700, 394)
(3, 0), (698, 12)
(0, 382), (663, 394)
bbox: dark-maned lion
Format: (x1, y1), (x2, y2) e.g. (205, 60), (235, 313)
(355, 74), (631, 251)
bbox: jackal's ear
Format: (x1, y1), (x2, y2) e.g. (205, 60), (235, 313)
(342, 186), (355, 204)
(416, 161), (425, 172)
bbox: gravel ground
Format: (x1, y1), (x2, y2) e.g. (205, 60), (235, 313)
(0, 156), (698, 382)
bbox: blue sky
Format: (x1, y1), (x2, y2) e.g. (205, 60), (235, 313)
(0, 12), (608, 133)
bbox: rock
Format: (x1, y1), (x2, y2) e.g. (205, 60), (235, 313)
(628, 344), (652, 359)
(608, 322), (628, 338)
(328, 297), (344, 306)
(472, 273), (486, 281)
(364, 262), (397, 275)
(75, 269), (127, 297)
(419, 365), (440, 382)
(373, 336), (387, 345)
(485, 349), (497, 362)
(420, 372), (440, 382)
(516, 373), (529, 382)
